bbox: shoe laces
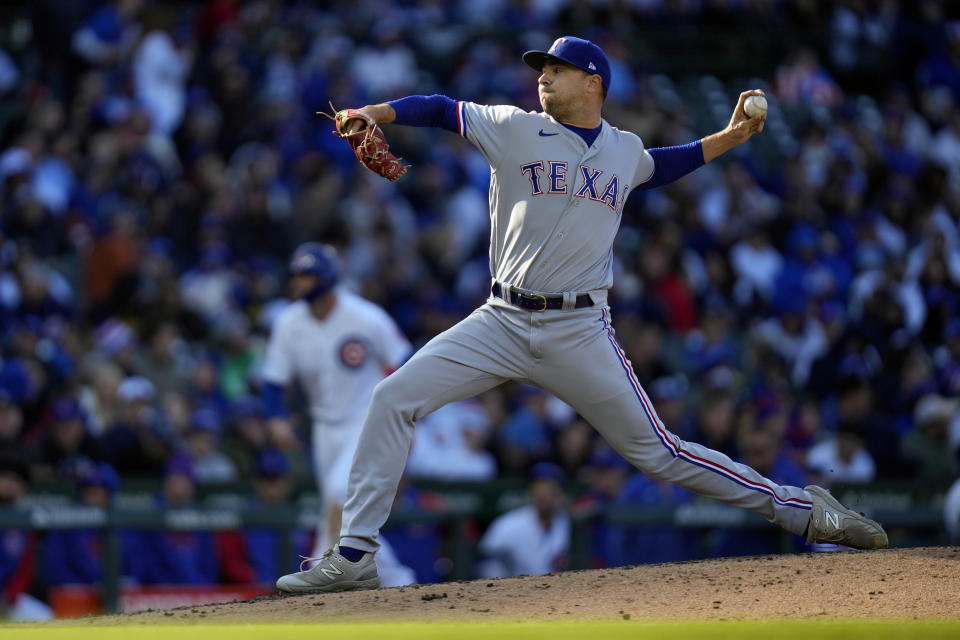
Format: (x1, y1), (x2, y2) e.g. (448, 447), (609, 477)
(298, 547), (335, 572)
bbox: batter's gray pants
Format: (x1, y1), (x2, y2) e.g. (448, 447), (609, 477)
(340, 300), (813, 552)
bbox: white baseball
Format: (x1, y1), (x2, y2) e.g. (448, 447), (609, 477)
(743, 95), (767, 119)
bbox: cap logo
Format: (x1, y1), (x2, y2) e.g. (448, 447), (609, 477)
(588, 62), (596, 70)
(293, 254), (315, 269)
(548, 37), (567, 54)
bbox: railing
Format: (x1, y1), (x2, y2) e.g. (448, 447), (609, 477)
(0, 500), (477, 613)
(569, 499), (948, 569)
(0, 482), (950, 614)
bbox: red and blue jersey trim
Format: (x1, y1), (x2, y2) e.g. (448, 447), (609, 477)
(456, 101), (467, 137)
(598, 308), (812, 511)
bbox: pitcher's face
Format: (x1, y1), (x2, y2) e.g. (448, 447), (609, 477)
(538, 61), (592, 118)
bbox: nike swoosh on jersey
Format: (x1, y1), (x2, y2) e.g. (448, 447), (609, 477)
(538, 129), (559, 136)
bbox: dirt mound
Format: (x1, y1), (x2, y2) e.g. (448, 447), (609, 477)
(88, 547), (960, 624)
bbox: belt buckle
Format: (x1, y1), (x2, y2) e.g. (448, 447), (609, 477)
(523, 292), (548, 312)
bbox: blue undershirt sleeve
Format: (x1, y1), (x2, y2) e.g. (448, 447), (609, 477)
(261, 381), (289, 419)
(387, 94), (460, 132)
(637, 141), (705, 191)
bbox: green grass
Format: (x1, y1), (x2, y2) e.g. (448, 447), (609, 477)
(2, 621), (960, 639)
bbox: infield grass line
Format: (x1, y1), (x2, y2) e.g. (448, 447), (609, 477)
(1, 620), (959, 639)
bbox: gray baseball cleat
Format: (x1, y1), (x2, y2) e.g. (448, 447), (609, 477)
(804, 485), (888, 550)
(276, 546), (381, 594)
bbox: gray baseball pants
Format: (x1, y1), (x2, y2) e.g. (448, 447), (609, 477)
(340, 299), (813, 552)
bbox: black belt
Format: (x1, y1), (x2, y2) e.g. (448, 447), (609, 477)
(491, 282), (594, 312)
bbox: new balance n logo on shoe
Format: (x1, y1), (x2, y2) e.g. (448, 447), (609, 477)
(320, 565), (344, 579)
(824, 510), (840, 529)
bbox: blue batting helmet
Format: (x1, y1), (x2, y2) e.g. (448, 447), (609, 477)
(289, 243), (339, 302)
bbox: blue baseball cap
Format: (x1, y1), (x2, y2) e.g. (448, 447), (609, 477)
(78, 462), (119, 494)
(231, 394), (264, 422)
(944, 318), (960, 341)
(529, 461), (565, 484)
(255, 448), (289, 479)
(164, 452), (195, 480)
(589, 445), (631, 471)
(51, 396), (85, 423)
(523, 36), (611, 90)
(189, 407), (223, 434)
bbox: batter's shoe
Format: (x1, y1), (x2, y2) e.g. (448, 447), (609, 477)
(276, 546), (380, 594)
(804, 485), (888, 550)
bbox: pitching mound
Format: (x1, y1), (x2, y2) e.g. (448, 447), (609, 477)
(89, 547), (959, 623)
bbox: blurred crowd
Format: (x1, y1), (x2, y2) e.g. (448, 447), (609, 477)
(2, 0), (960, 613)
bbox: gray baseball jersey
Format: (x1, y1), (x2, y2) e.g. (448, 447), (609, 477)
(460, 103), (653, 294)
(339, 102), (814, 554)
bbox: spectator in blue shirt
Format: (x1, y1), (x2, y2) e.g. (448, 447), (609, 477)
(609, 472), (699, 566)
(126, 454), (218, 585)
(43, 460), (120, 586)
(709, 428), (809, 557)
(0, 455), (36, 612)
(29, 396), (103, 482)
(236, 448), (308, 585)
(570, 445), (633, 569)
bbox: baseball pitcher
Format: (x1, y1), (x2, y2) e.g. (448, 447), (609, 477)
(277, 36), (888, 594)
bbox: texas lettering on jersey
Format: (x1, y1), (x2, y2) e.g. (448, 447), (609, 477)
(519, 160), (628, 213)
(458, 101), (654, 293)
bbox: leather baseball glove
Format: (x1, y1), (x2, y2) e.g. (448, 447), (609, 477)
(322, 104), (409, 182)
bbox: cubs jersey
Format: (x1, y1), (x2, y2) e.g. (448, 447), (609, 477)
(456, 102), (655, 293)
(261, 290), (411, 429)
